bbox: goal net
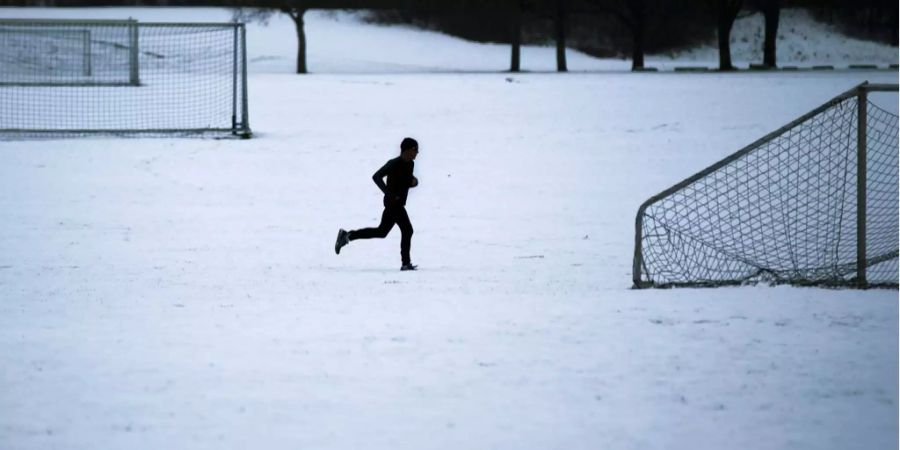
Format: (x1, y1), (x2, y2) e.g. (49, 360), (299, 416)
(0, 19), (250, 137)
(634, 82), (899, 288)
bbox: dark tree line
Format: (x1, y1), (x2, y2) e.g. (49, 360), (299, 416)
(365, 0), (785, 72)
(361, 0), (893, 73)
(3, 0), (896, 73)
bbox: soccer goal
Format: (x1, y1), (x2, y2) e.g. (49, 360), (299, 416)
(633, 82), (899, 288)
(0, 18), (250, 137)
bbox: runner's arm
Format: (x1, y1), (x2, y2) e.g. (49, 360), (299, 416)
(372, 160), (392, 195)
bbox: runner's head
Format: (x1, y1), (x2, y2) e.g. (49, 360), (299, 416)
(400, 137), (418, 161)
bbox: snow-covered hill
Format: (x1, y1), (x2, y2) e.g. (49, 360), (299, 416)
(0, 7), (896, 72)
(668, 8), (899, 67)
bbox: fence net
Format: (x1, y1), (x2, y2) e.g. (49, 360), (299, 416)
(636, 89), (898, 287)
(0, 19), (249, 137)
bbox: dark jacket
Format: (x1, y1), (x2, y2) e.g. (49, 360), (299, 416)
(373, 156), (415, 206)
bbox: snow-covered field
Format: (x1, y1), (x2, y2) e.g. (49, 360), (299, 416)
(0, 7), (898, 450)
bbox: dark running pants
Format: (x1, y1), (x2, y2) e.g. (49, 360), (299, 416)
(348, 204), (413, 265)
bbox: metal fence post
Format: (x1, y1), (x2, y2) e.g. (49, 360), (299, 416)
(856, 85), (868, 287)
(232, 24), (238, 133)
(633, 208), (646, 288)
(240, 24), (250, 137)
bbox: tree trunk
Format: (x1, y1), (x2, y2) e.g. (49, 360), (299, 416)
(716, 0), (741, 71)
(555, 0), (567, 72)
(717, 21), (734, 70)
(762, 0), (780, 67)
(892, 2), (899, 46)
(630, 0), (645, 70)
(510, 1), (521, 72)
(289, 9), (308, 74)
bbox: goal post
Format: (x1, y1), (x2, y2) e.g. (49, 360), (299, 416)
(0, 18), (250, 138)
(633, 82), (899, 288)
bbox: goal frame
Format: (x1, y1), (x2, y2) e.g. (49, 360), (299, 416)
(0, 18), (251, 138)
(633, 81), (899, 289)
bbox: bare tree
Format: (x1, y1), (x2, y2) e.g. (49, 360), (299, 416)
(714, 0), (742, 70)
(627, 0), (646, 70)
(749, 0), (780, 67)
(555, 0), (568, 71)
(232, 6), (308, 74)
(588, 0), (648, 70)
(510, 0), (522, 71)
(281, 7), (309, 74)
(519, 0), (568, 72)
(760, 0), (780, 67)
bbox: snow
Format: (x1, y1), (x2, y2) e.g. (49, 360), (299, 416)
(1, 7), (896, 73)
(0, 7), (898, 450)
(670, 9), (900, 68)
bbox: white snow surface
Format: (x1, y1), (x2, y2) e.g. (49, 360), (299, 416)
(0, 7), (899, 450)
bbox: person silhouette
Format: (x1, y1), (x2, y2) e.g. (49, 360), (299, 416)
(335, 137), (419, 271)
